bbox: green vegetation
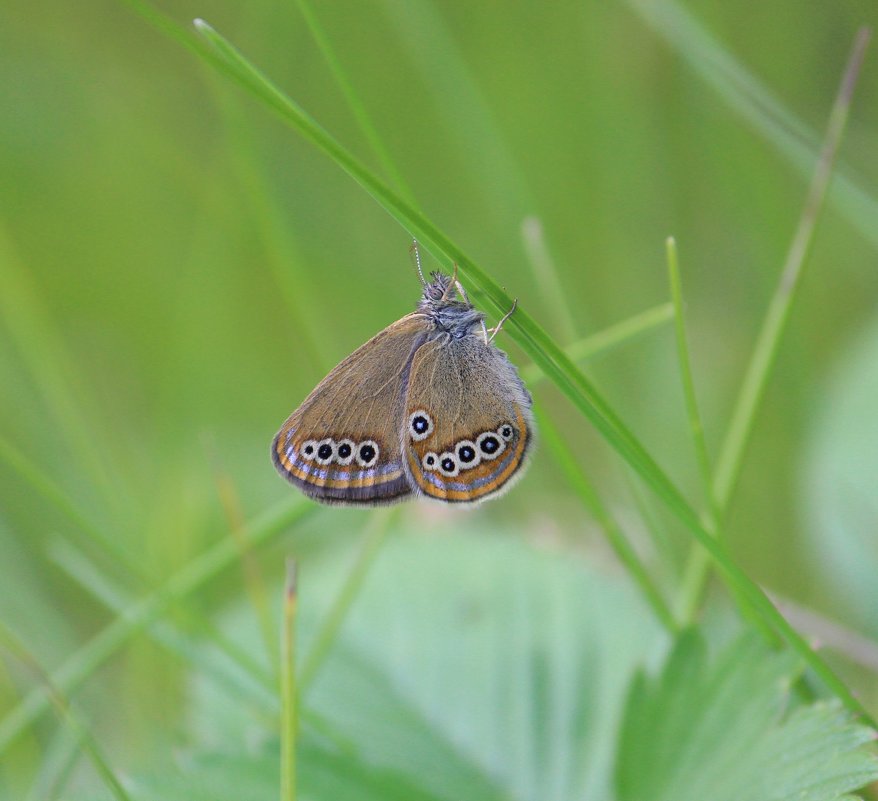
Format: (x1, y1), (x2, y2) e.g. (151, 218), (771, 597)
(1, 1), (878, 798)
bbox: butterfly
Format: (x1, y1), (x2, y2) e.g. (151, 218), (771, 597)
(271, 242), (534, 505)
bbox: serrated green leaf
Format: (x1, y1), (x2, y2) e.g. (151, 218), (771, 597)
(615, 631), (878, 801)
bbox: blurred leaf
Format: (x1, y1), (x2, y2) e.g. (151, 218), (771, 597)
(133, 744), (451, 801)
(187, 528), (666, 801)
(615, 630), (878, 801)
(132, 753), (277, 801)
(801, 315), (878, 637)
(139, 535), (878, 801)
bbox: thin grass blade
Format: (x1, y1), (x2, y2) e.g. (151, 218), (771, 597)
(0, 624), (133, 801)
(535, 406), (677, 633)
(281, 560), (298, 801)
(0, 499), (313, 755)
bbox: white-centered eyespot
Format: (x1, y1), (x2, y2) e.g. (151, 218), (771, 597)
(335, 438), (355, 466)
(476, 431), (506, 460)
(421, 451), (439, 471)
(497, 423), (515, 442)
(438, 451), (460, 478)
(356, 440), (380, 468)
(315, 438), (336, 465)
(300, 439), (319, 461)
(455, 440), (481, 470)
(408, 410), (434, 441)
(422, 451), (439, 471)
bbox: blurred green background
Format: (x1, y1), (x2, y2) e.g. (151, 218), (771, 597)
(2, 0), (878, 796)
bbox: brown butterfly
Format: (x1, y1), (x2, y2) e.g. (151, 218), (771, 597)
(271, 243), (533, 505)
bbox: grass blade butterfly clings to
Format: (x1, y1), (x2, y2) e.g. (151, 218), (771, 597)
(271, 242), (534, 505)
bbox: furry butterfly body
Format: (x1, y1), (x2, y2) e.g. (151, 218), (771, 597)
(272, 270), (533, 505)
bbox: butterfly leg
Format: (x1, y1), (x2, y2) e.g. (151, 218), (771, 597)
(451, 269), (492, 344)
(443, 261), (460, 300)
(487, 298), (518, 343)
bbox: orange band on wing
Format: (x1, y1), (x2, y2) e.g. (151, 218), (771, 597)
(407, 406), (530, 502)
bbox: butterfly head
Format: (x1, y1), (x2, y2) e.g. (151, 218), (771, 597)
(418, 271), (459, 305)
(418, 271), (485, 336)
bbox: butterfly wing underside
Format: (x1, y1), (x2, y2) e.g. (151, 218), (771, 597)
(402, 334), (533, 503)
(272, 314), (428, 505)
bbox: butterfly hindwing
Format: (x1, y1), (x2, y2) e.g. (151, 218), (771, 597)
(272, 314), (428, 505)
(402, 333), (533, 503)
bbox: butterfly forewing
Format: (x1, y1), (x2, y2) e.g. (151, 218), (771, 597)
(272, 314), (428, 505)
(402, 334), (533, 503)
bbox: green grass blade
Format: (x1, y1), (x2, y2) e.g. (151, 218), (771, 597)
(665, 237), (720, 621)
(521, 217), (579, 343)
(666, 238), (716, 517)
(521, 303), (673, 387)
(0, 498), (313, 755)
(377, 0), (536, 226)
(299, 510), (396, 694)
(535, 406), (678, 632)
(683, 29), (870, 637)
(281, 561), (298, 801)
(712, 31), (870, 509)
(293, 0), (417, 208)
(2, 430), (278, 700)
(0, 435), (141, 578)
(180, 18), (876, 725)
(666, 241), (765, 628)
(627, 0), (878, 252)
(205, 79), (331, 372)
(0, 624), (133, 801)
(0, 227), (132, 521)
(48, 540), (276, 699)
(211, 451), (280, 678)
(24, 724), (82, 801)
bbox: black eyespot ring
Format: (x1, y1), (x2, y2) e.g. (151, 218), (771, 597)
(498, 424), (514, 442)
(422, 451), (438, 471)
(316, 438), (336, 465)
(336, 438), (355, 466)
(438, 451), (459, 477)
(455, 440), (480, 469)
(300, 439), (318, 461)
(476, 431), (506, 460)
(408, 410), (434, 441)
(356, 440), (380, 468)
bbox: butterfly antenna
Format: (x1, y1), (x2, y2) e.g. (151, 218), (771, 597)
(488, 298), (518, 343)
(409, 239), (427, 287)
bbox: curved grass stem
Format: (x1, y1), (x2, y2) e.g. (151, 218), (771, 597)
(536, 407), (678, 633)
(281, 560), (298, 801)
(0, 499), (313, 756)
(679, 27), (871, 622)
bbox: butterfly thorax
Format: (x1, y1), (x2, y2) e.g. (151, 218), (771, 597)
(418, 271), (486, 338)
